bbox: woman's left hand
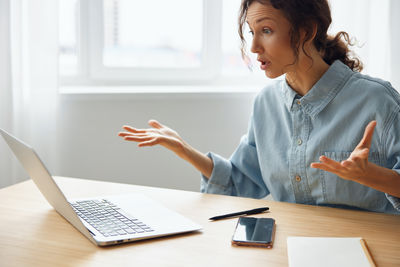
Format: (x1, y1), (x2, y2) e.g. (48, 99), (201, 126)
(310, 120), (377, 184)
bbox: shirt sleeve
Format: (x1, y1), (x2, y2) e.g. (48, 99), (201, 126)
(386, 193), (400, 211)
(200, 115), (270, 199)
(383, 106), (400, 212)
(385, 170), (400, 212)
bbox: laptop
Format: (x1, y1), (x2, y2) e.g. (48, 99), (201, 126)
(0, 128), (202, 246)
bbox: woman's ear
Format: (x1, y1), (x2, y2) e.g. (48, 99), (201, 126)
(302, 23), (318, 47)
(300, 23), (318, 54)
(310, 22), (318, 41)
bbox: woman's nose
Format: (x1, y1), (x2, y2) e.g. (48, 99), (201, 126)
(250, 37), (263, 54)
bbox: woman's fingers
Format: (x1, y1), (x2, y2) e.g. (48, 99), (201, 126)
(118, 121), (181, 151)
(118, 132), (132, 137)
(118, 132), (147, 138)
(118, 132), (149, 137)
(350, 147), (370, 161)
(138, 138), (160, 147)
(356, 120), (376, 149)
(148, 119), (164, 129)
(311, 156), (347, 173)
(122, 125), (147, 133)
(310, 162), (333, 172)
(310, 122), (377, 181)
(319, 156), (343, 169)
(123, 135), (153, 142)
(340, 159), (354, 168)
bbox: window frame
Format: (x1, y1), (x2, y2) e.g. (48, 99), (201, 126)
(61, 0), (223, 86)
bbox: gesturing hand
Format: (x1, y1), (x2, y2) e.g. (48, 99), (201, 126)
(118, 120), (186, 155)
(310, 120), (377, 184)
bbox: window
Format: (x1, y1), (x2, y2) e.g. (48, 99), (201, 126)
(61, 0), (390, 89)
(102, 0), (203, 69)
(59, 0), (264, 88)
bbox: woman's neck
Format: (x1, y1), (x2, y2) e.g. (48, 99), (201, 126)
(285, 55), (330, 96)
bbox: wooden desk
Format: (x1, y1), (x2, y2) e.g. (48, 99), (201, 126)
(0, 177), (399, 267)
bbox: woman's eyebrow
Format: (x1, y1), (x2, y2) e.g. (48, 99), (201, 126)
(246, 16), (275, 27)
(255, 17), (275, 24)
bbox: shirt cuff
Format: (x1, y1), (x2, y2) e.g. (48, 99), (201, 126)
(384, 169), (400, 211)
(200, 152), (233, 195)
(386, 193), (400, 211)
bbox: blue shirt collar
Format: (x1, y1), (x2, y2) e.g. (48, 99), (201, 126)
(280, 60), (354, 118)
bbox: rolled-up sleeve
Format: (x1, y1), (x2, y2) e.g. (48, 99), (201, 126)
(385, 168), (400, 211)
(386, 193), (400, 211)
(201, 115), (270, 199)
(383, 109), (400, 212)
(200, 152), (234, 195)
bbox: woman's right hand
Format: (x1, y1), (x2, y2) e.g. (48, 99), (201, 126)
(118, 119), (214, 178)
(118, 119), (187, 156)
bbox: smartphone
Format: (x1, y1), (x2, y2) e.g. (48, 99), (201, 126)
(231, 217), (275, 248)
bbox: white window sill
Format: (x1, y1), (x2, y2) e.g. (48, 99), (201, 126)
(59, 85), (265, 95)
(58, 84), (274, 101)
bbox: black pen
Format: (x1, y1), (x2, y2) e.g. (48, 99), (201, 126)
(209, 207), (269, 221)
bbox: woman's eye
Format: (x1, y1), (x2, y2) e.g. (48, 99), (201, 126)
(263, 28), (272, 34)
(249, 30), (254, 36)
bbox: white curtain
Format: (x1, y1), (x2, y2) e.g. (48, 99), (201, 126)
(0, 0), (13, 187)
(328, 0), (400, 89)
(389, 0), (400, 90)
(0, 0), (59, 188)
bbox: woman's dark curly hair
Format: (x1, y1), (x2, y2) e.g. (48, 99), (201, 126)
(238, 0), (363, 72)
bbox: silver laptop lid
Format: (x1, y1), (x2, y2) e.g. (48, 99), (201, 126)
(0, 128), (97, 244)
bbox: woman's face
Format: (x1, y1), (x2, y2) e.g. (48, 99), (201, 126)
(246, 1), (296, 78)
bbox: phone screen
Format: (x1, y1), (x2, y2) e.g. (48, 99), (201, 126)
(232, 217), (275, 248)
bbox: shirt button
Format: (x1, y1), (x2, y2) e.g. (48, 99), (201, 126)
(297, 139), (302, 145)
(295, 175), (301, 182)
(296, 100), (301, 105)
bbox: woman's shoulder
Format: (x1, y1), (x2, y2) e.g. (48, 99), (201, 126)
(255, 79), (284, 101)
(348, 72), (400, 105)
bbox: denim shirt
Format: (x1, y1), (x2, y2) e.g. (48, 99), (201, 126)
(201, 60), (400, 214)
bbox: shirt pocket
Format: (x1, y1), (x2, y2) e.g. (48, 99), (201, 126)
(320, 151), (387, 211)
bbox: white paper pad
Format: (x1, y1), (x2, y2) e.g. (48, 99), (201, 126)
(287, 237), (371, 267)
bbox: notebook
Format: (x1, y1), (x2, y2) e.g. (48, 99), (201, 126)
(0, 128), (202, 246)
(287, 237), (376, 267)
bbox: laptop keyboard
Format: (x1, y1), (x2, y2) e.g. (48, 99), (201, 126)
(70, 199), (154, 237)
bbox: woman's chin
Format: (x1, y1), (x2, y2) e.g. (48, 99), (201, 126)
(264, 70), (282, 79)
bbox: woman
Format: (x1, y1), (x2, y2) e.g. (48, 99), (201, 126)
(118, 0), (400, 214)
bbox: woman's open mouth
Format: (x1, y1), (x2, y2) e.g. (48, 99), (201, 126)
(259, 60), (271, 70)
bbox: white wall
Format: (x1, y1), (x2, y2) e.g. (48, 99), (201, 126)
(49, 92), (257, 192)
